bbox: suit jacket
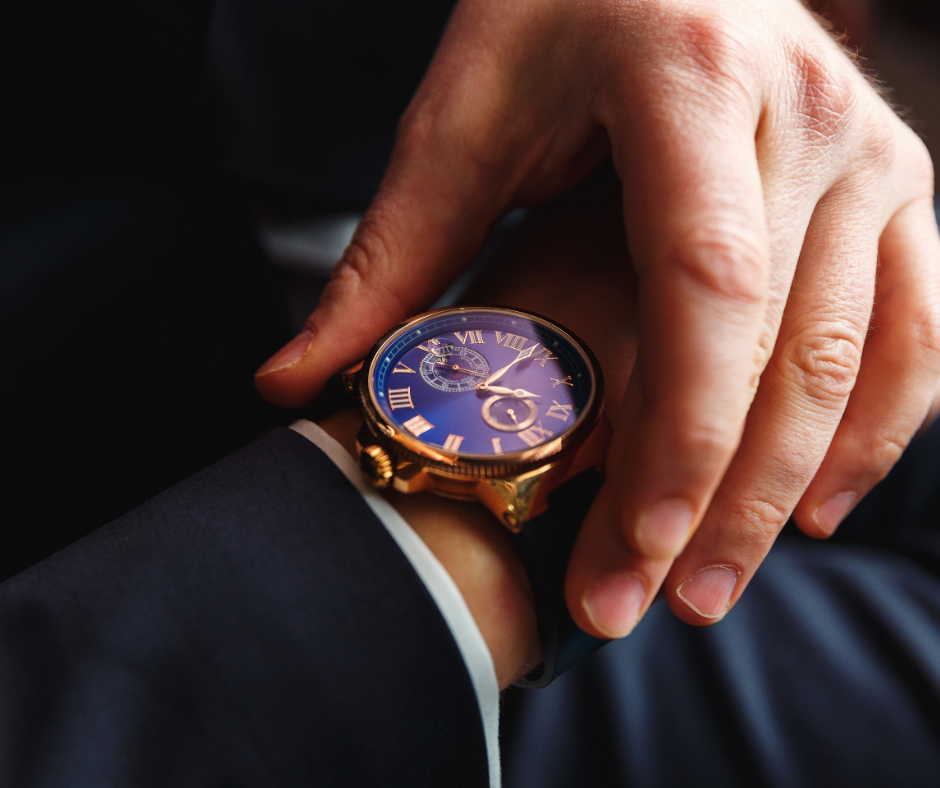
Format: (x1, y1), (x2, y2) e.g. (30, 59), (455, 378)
(0, 427), (492, 787)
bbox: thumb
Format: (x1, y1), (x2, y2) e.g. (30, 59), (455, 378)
(255, 136), (501, 408)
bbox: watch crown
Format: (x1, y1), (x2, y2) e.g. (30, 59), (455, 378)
(360, 444), (394, 489)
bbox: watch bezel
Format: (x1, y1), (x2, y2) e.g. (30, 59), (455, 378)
(356, 305), (605, 479)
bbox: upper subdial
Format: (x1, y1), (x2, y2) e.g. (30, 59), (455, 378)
(419, 346), (490, 392)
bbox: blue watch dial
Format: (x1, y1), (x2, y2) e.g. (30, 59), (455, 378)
(370, 308), (595, 457)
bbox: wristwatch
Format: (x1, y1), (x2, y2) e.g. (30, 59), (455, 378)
(346, 305), (611, 687)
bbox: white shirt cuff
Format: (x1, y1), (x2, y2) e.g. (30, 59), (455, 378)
(289, 419), (501, 788)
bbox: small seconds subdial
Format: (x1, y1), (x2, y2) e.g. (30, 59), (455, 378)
(481, 395), (538, 432)
(420, 346), (489, 392)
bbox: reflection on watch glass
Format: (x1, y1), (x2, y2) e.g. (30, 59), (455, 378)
(371, 308), (594, 457)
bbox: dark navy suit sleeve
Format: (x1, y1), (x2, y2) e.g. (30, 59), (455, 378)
(0, 428), (489, 788)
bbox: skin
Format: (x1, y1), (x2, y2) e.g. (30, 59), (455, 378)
(256, 0), (940, 640)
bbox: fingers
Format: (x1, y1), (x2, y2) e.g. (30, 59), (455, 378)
(793, 194), (940, 536)
(255, 1), (607, 408)
(254, 132), (500, 407)
(607, 83), (771, 563)
(660, 182), (879, 624)
(562, 60), (779, 635)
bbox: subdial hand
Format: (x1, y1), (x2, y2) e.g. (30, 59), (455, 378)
(436, 361), (481, 376)
(507, 408), (518, 424)
(480, 385), (541, 398)
(478, 343), (541, 388)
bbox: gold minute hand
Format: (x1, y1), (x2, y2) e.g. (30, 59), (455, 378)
(479, 343), (541, 388)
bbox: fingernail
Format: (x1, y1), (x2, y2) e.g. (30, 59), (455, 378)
(256, 331), (314, 376)
(677, 565), (738, 620)
(814, 491), (857, 536)
(582, 573), (647, 639)
(635, 499), (695, 559)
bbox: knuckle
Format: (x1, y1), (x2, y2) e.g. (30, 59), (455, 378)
(668, 419), (742, 469)
(780, 324), (865, 406)
(665, 8), (751, 88)
(789, 39), (859, 147)
(727, 496), (791, 546)
(665, 223), (768, 306)
(865, 427), (909, 480)
(857, 109), (898, 176)
(315, 212), (413, 322)
(911, 304), (940, 362)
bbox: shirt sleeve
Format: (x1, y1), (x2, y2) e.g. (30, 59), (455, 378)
(289, 420), (501, 787)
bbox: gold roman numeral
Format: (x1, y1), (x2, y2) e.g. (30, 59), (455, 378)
(393, 361), (415, 374)
(546, 400), (573, 421)
(518, 422), (555, 447)
(416, 338), (442, 353)
(534, 348), (559, 368)
(453, 330), (484, 345)
(494, 331), (528, 351)
(442, 434), (465, 451)
(551, 376), (573, 388)
(402, 414), (434, 437)
(388, 387), (415, 410)
(491, 437), (503, 455)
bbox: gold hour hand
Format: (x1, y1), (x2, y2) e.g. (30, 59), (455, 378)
(482, 385), (541, 398)
(479, 343), (541, 387)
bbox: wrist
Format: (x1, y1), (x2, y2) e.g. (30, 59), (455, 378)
(317, 408), (540, 689)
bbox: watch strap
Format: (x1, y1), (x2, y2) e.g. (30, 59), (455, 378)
(510, 468), (609, 689)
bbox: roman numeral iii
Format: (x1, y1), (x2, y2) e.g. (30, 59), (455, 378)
(442, 434), (465, 451)
(402, 414), (434, 437)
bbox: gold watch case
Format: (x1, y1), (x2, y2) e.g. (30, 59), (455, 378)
(346, 306), (610, 532)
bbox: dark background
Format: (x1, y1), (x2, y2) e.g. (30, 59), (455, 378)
(0, 0), (938, 582)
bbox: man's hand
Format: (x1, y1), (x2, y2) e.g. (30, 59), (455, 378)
(256, 0), (940, 637)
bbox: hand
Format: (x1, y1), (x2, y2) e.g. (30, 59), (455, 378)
(257, 0), (940, 638)
(436, 361), (480, 377)
(480, 344), (542, 387)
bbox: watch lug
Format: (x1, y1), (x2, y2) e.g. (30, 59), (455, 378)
(477, 465), (554, 533)
(391, 461), (434, 494)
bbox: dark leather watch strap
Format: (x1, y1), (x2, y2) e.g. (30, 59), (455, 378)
(510, 468), (609, 689)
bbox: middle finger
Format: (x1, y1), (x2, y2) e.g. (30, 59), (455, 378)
(665, 180), (879, 623)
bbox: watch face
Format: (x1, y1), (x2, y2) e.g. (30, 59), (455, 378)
(368, 307), (598, 459)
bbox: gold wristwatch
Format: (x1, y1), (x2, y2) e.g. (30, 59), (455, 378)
(346, 305), (612, 687)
